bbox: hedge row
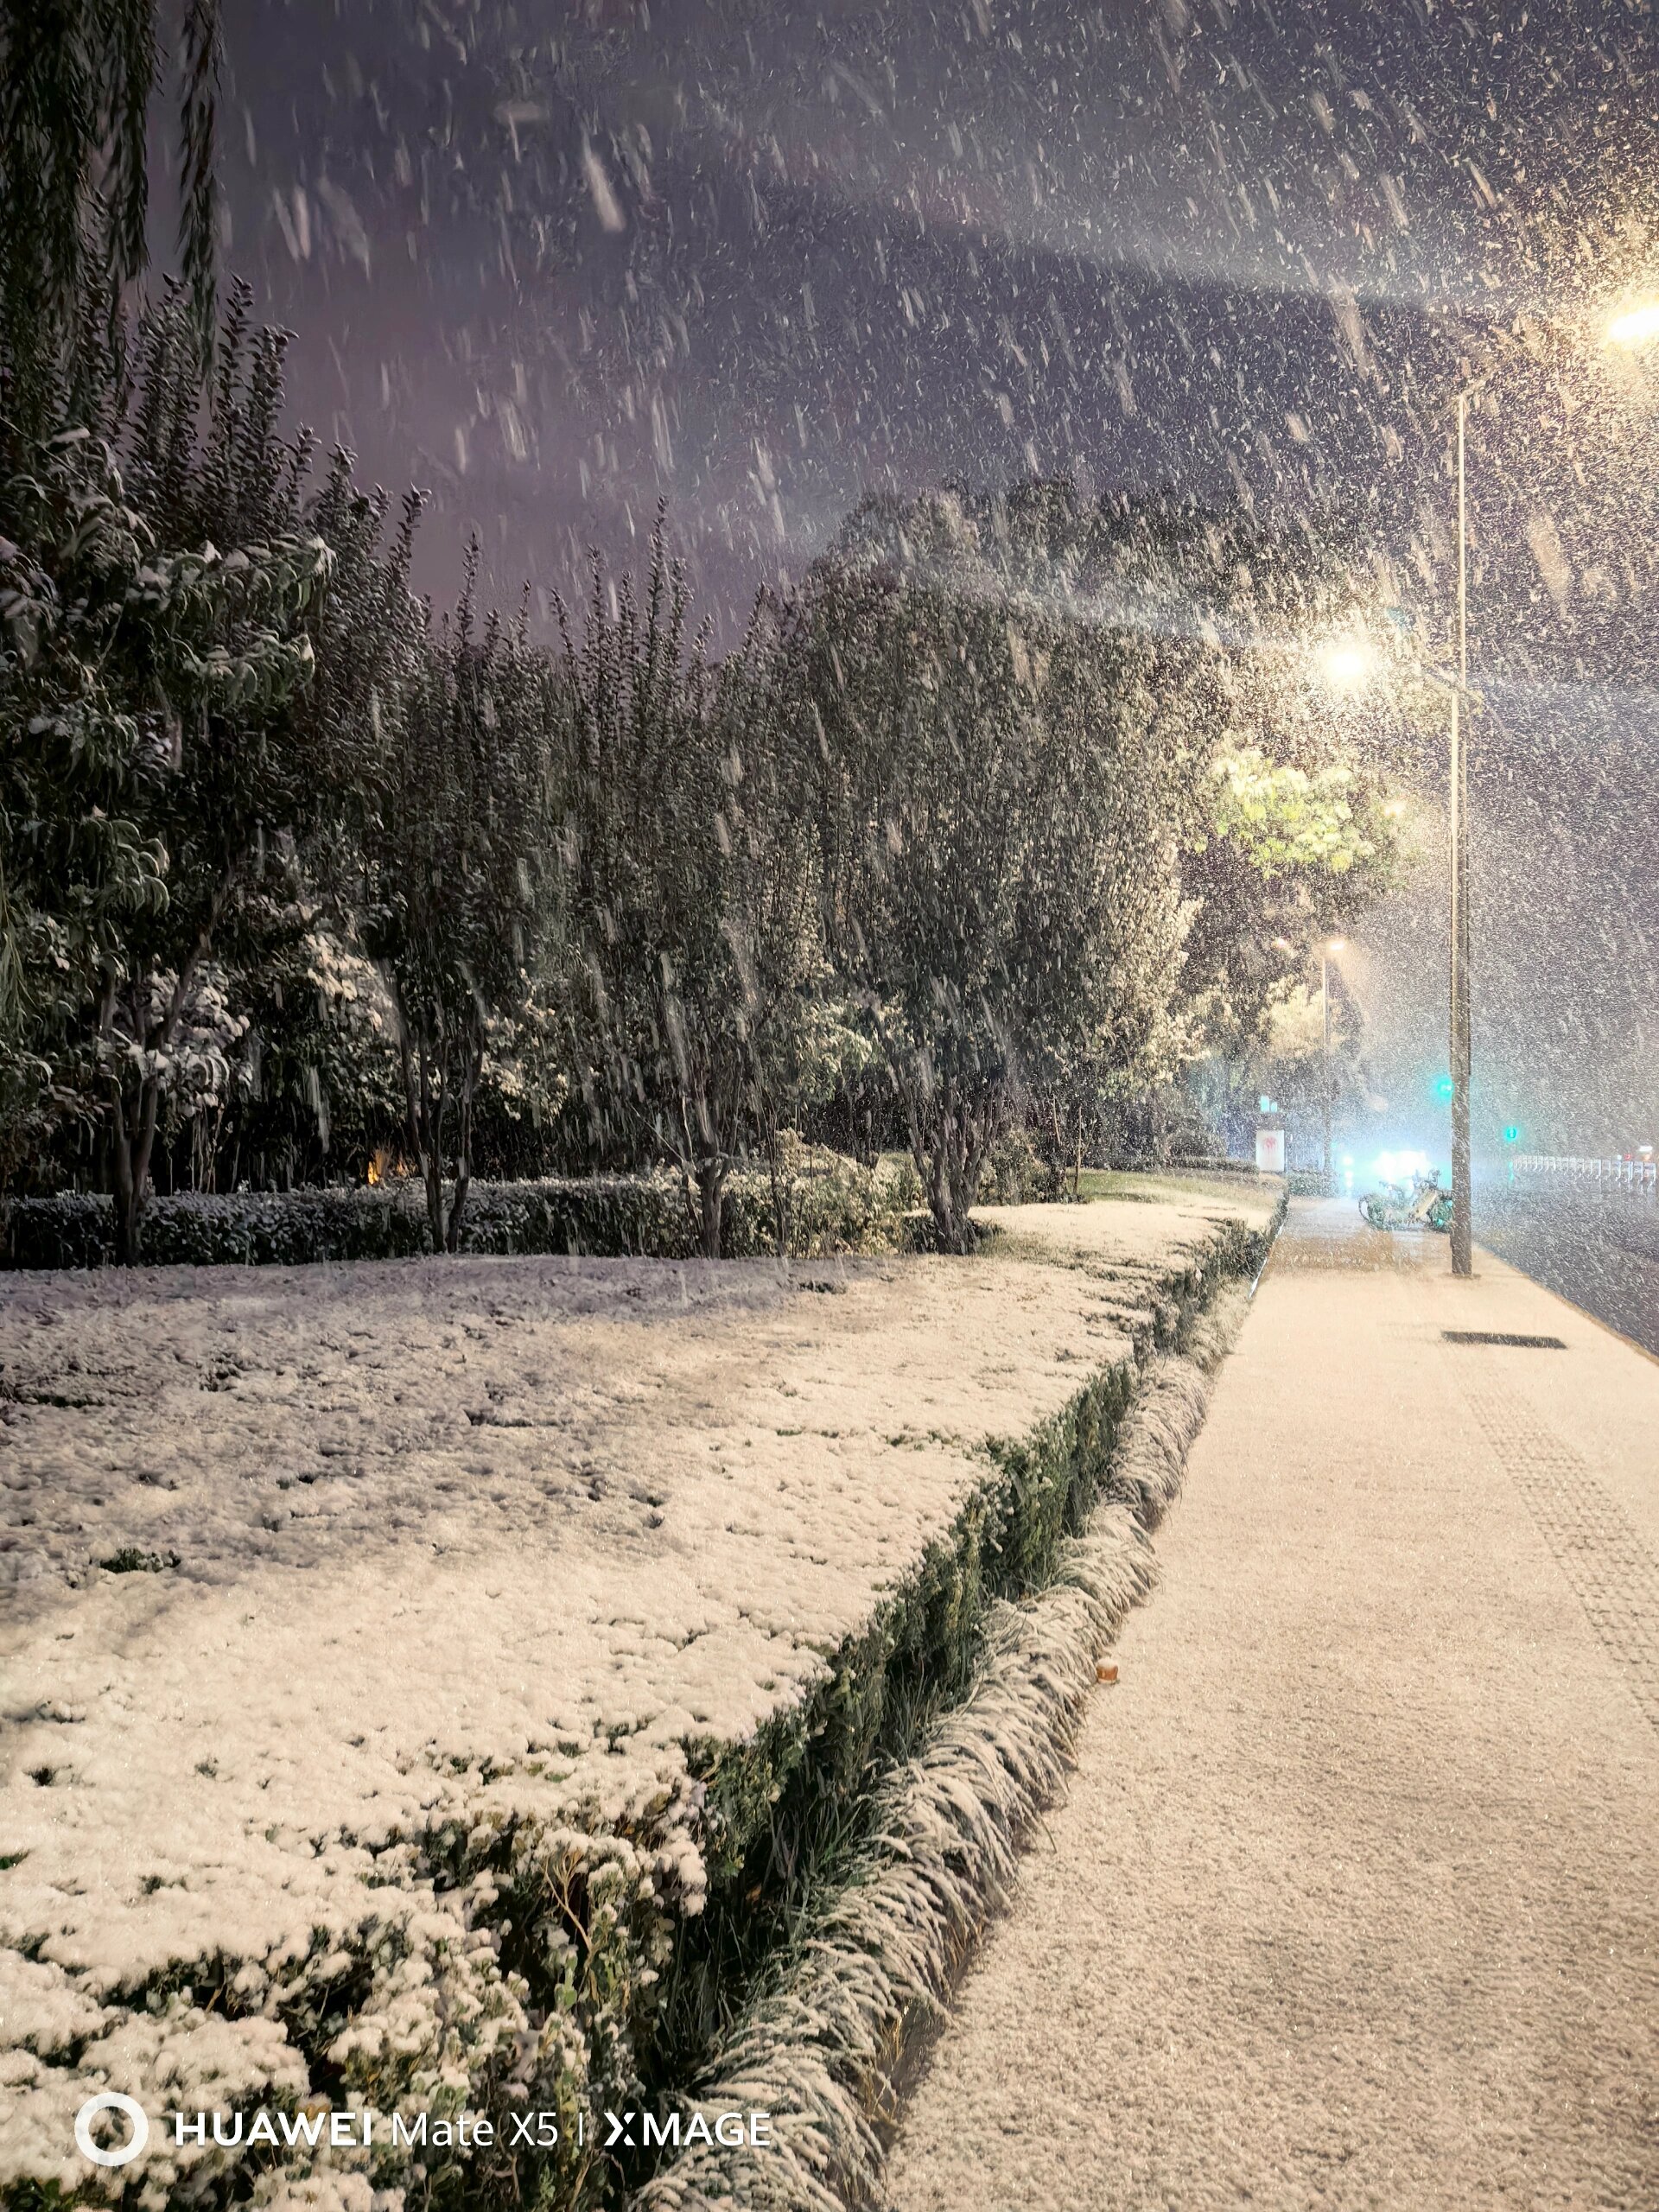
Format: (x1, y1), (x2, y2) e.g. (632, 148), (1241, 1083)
(645, 1201), (1278, 2143)
(0, 1160), (919, 1271)
(0, 1201), (1281, 2212)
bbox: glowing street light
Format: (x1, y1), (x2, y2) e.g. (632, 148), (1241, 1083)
(1606, 298), (1659, 351)
(1310, 582), (1476, 1273)
(1316, 637), (1375, 693)
(1306, 269), (1659, 1262)
(1429, 286), (1659, 1268)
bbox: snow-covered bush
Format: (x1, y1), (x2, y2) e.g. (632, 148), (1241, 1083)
(0, 1161), (918, 1271)
(0, 1192), (1281, 2212)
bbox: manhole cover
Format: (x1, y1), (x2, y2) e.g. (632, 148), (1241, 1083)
(1443, 1331), (1567, 1349)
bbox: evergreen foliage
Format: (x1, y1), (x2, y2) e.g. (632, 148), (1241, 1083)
(0, 296), (337, 1257)
(804, 501), (1192, 1251)
(360, 545), (551, 1251)
(553, 531), (819, 1256)
(0, 0), (221, 432)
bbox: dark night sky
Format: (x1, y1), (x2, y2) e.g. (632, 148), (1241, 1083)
(200, 0), (1659, 1151)
(213, 1), (1658, 619)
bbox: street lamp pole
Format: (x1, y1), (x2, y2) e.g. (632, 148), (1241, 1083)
(1449, 392), (1473, 1277)
(1325, 305), (1655, 1270)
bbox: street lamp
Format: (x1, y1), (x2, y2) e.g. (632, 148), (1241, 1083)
(1312, 294), (1658, 1269)
(1606, 300), (1659, 350)
(1436, 296), (1659, 1273)
(1311, 586), (1478, 1270)
(1316, 638), (1375, 694)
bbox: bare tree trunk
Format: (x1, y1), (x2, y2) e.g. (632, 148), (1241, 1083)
(904, 1084), (977, 1254)
(101, 974), (140, 1264)
(956, 1123), (990, 1251)
(446, 1029), (485, 1254)
(925, 1106), (984, 1255)
(1151, 1085), (1170, 1166)
(765, 1121), (789, 1262)
(397, 1027), (447, 1254)
(696, 1155), (726, 1259)
(110, 1089), (140, 1265)
(192, 1106), (222, 1193)
(105, 907), (226, 1264)
(422, 1044), (448, 1252)
(111, 1059), (164, 1266)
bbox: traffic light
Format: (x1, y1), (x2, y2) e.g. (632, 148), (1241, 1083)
(1503, 1125), (1520, 1144)
(1434, 1076), (1454, 1102)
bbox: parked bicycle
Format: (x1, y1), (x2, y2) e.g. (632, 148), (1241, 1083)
(1359, 1171), (1453, 1234)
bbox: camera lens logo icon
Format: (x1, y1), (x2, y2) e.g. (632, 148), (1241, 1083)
(74, 2093), (149, 2168)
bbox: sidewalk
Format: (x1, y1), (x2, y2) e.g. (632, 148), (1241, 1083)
(885, 1199), (1659, 2212)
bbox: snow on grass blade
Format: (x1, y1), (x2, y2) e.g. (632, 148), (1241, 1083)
(632, 1294), (1248, 2212)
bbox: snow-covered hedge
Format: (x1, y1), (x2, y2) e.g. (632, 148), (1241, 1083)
(1, 1161), (917, 1271)
(0, 1196), (1279, 2212)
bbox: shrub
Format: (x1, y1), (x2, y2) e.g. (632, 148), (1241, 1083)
(0, 1161), (916, 1272)
(977, 1126), (1057, 1205)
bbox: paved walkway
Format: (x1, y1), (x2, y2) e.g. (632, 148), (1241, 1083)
(886, 1200), (1659, 2212)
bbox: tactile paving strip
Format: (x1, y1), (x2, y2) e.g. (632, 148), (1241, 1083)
(1459, 1384), (1659, 1736)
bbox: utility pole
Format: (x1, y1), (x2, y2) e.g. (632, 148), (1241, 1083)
(1449, 393), (1473, 1277)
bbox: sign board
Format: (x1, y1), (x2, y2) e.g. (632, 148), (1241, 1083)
(1255, 1127), (1286, 1174)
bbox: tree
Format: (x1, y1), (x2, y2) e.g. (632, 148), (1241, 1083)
(361, 557), (552, 1252)
(0, 429), (170, 1190)
(1175, 736), (1396, 1108)
(1, 286), (435, 1253)
(805, 499), (1189, 1249)
(1, 0), (222, 435)
(843, 477), (1403, 1172)
(190, 921), (404, 1194)
(554, 533), (820, 1255)
(0, 414), (328, 1255)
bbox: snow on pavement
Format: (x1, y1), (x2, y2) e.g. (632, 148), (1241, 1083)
(885, 1200), (1659, 2212)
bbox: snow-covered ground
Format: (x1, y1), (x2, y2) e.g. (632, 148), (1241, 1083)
(0, 1184), (1275, 2204)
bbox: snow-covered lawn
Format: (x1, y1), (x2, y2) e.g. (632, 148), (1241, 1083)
(0, 1182), (1276, 2208)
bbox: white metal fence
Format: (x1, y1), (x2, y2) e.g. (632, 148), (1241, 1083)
(1513, 1154), (1659, 1195)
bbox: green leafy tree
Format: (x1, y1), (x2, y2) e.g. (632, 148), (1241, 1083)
(196, 921), (404, 1193)
(555, 536), (821, 1255)
(1177, 736), (1396, 1109)
(0, 429), (170, 1186)
(2, 289), (431, 1252)
(848, 478), (1403, 1171)
(0, 0), (221, 434)
(806, 504), (1189, 1249)
(361, 556), (553, 1252)
(0, 413), (327, 1254)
